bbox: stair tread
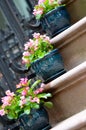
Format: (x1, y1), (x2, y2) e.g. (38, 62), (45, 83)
(50, 109), (86, 130)
(43, 61), (86, 94)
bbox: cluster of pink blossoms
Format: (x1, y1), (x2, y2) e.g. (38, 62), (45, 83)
(16, 78), (44, 108)
(33, 0), (59, 19)
(0, 78), (44, 117)
(22, 32), (52, 67)
(0, 90), (15, 116)
(0, 77), (52, 119)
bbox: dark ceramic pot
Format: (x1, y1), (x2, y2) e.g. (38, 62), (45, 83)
(31, 49), (66, 84)
(19, 107), (51, 130)
(40, 6), (71, 37)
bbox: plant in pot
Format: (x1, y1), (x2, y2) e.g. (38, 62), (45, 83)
(22, 32), (66, 84)
(33, 0), (71, 37)
(0, 78), (53, 130)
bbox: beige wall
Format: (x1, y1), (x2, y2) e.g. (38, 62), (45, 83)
(67, 0), (86, 24)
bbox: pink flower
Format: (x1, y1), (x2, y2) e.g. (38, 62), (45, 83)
(40, 83), (45, 88)
(20, 78), (28, 85)
(24, 40), (34, 50)
(38, 0), (45, 4)
(5, 90), (15, 97)
(1, 96), (13, 106)
(33, 33), (40, 39)
(22, 57), (30, 64)
(33, 8), (43, 16)
(26, 87), (29, 90)
(34, 87), (44, 94)
(33, 97), (40, 103)
(16, 78), (28, 88)
(24, 42), (30, 50)
(30, 97), (40, 103)
(29, 39), (34, 47)
(16, 83), (22, 88)
(20, 96), (25, 100)
(0, 109), (5, 116)
(44, 36), (50, 43)
(49, 0), (54, 4)
(19, 96), (27, 107)
(23, 51), (30, 56)
(19, 99), (26, 107)
(22, 90), (27, 96)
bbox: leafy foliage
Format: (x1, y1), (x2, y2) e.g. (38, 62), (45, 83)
(33, 0), (64, 19)
(22, 33), (53, 68)
(0, 78), (53, 119)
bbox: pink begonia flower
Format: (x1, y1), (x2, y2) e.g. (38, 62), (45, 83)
(5, 90), (15, 97)
(16, 78), (29, 88)
(34, 42), (38, 50)
(33, 33), (40, 39)
(19, 98), (27, 107)
(44, 36), (50, 43)
(33, 8), (43, 16)
(20, 96), (25, 100)
(21, 87), (29, 96)
(29, 39), (34, 47)
(24, 40), (34, 50)
(0, 109), (5, 116)
(30, 97), (40, 103)
(16, 83), (22, 88)
(24, 42), (30, 50)
(22, 57), (30, 64)
(38, 0), (45, 4)
(33, 97), (40, 103)
(40, 83), (45, 88)
(23, 51), (30, 56)
(20, 78), (28, 85)
(22, 87), (29, 96)
(35, 39), (39, 46)
(22, 90), (27, 96)
(25, 87), (29, 90)
(34, 87), (44, 94)
(1, 96), (13, 106)
(34, 46), (38, 51)
(49, 0), (55, 4)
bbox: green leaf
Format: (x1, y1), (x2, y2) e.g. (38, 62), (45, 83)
(44, 102), (53, 108)
(38, 93), (52, 99)
(36, 14), (42, 20)
(31, 80), (41, 89)
(7, 115), (14, 120)
(31, 103), (40, 109)
(7, 111), (17, 119)
(24, 108), (30, 114)
(27, 79), (31, 86)
(16, 87), (24, 93)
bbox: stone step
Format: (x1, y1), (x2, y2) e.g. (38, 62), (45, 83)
(58, 0), (86, 24)
(41, 6), (86, 130)
(43, 62), (86, 127)
(50, 109), (86, 130)
(42, 17), (86, 127)
(51, 17), (86, 71)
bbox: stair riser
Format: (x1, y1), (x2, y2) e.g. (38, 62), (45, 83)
(45, 17), (86, 126)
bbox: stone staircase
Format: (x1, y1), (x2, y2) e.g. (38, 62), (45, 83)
(43, 16), (86, 130)
(0, 0), (85, 130)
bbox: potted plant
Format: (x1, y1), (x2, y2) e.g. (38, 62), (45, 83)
(22, 33), (66, 83)
(33, 0), (71, 37)
(0, 78), (53, 130)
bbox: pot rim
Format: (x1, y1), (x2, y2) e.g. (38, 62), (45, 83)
(31, 48), (59, 65)
(41, 5), (66, 19)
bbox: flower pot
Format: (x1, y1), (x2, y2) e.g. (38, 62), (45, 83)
(31, 49), (66, 84)
(40, 6), (71, 37)
(19, 107), (51, 130)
